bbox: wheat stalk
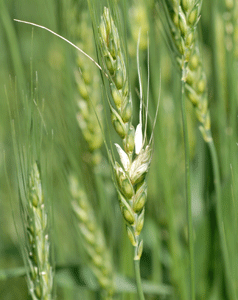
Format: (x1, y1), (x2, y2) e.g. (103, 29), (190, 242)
(69, 175), (114, 299)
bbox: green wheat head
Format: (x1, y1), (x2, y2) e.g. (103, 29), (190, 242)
(23, 163), (54, 300)
(98, 7), (154, 261)
(161, 0), (211, 142)
(69, 175), (115, 299)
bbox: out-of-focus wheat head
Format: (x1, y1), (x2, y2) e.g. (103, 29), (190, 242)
(24, 162), (53, 300)
(161, 0), (211, 142)
(128, 0), (150, 56)
(69, 175), (114, 299)
(223, 0), (237, 52)
(74, 12), (104, 165)
(98, 7), (153, 261)
(234, 2), (238, 58)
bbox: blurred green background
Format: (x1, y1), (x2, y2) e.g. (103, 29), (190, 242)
(1, 0), (238, 299)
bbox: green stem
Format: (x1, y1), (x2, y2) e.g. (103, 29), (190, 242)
(207, 137), (237, 300)
(134, 258), (145, 300)
(0, 0), (26, 91)
(181, 60), (195, 300)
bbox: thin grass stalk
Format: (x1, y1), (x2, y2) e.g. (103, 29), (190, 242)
(149, 16), (188, 297)
(225, 1), (238, 212)
(0, 0), (26, 91)
(207, 138), (237, 300)
(226, 57), (238, 297)
(134, 259), (145, 300)
(210, 1), (238, 297)
(181, 59), (195, 300)
(159, 142), (188, 299)
(211, 5), (229, 177)
(230, 164), (238, 293)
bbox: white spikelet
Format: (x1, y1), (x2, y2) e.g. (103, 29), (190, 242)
(115, 143), (130, 171)
(130, 146), (151, 184)
(135, 123), (143, 155)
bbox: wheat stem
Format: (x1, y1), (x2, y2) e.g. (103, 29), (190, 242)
(134, 259), (145, 300)
(181, 58), (195, 300)
(208, 138), (237, 300)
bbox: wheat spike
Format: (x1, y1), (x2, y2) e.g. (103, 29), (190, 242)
(23, 163), (53, 300)
(72, 11), (104, 165)
(161, 0), (211, 142)
(128, 0), (150, 56)
(69, 175), (115, 299)
(98, 7), (154, 261)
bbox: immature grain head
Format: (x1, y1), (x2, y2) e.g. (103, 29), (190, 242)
(128, 0), (150, 56)
(74, 12), (104, 165)
(235, 4), (238, 58)
(69, 175), (115, 298)
(24, 162), (53, 300)
(99, 7), (132, 130)
(223, 0), (236, 52)
(98, 7), (156, 261)
(161, 0), (212, 142)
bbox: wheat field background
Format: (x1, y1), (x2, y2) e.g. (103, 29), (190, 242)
(0, 0), (238, 299)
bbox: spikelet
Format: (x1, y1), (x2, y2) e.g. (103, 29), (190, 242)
(99, 7), (154, 261)
(162, 0), (212, 142)
(23, 163), (53, 300)
(69, 175), (115, 299)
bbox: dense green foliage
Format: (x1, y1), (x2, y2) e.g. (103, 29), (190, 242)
(1, 0), (238, 299)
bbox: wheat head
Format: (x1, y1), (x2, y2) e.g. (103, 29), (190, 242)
(73, 12), (104, 165)
(98, 7), (153, 261)
(23, 163), (53, 300)
(161, 0), (211, 142)
(69, 175), (115, 299)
